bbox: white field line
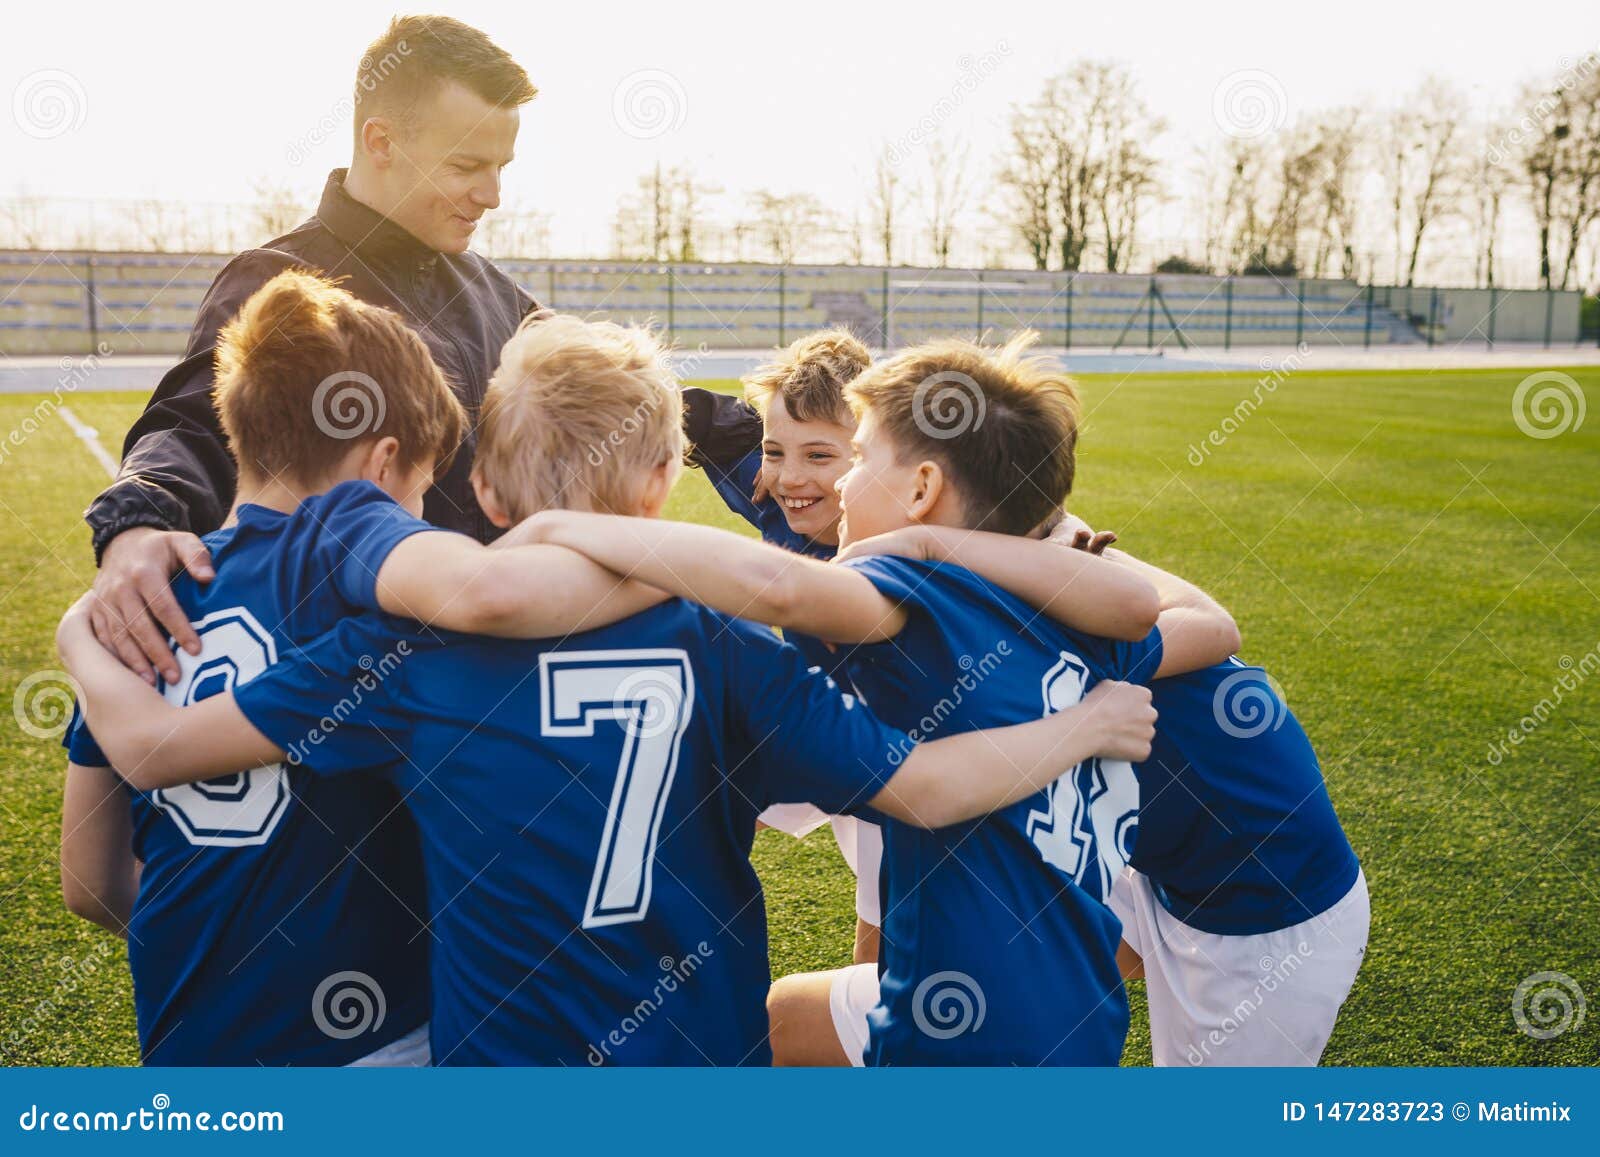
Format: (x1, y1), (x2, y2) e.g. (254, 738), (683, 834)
(57, 405), (119, 479)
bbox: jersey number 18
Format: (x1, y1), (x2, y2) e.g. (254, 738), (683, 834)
(1025, 652), (1139, 902)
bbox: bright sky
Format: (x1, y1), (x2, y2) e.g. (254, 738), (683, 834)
(6, 0), (1598, 258)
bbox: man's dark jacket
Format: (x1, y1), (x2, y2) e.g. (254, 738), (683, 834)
(87, 168), (760, 555)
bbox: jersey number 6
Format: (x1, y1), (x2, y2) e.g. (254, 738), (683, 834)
(540, 650), (695, 929)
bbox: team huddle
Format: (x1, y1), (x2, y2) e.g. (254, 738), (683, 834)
(48, 14), (1364, 1068)
(55, 263), (1367, 1067)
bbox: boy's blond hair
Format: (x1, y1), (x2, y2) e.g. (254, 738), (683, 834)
(214, 269), (466, 484)
(845, 331), (1079, 537)
(475, 314), (683, 521)
(742, 329), (870, 426)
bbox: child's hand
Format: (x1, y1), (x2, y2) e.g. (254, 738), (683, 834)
(1075, 528), (1118, 555)
(834, 525), (939, 564)
(1078, 680), (1156, 763)
(494, 509), (564, 549)
(1047, 511), (1117, 555)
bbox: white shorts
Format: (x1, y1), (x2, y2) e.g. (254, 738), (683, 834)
(757, 808), (882, 928)
(1111, 867), (1369, 1066)
(828, 816), (882, 927)
(757, 803), (832, 838)
(346, 1022), (431, 1067)
(828, 962), (879, 1067)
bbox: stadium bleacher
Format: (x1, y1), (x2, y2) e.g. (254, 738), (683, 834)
(0, 251), (1582, 357)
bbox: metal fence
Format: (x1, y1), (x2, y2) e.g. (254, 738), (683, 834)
(1, 251), (1591, 358)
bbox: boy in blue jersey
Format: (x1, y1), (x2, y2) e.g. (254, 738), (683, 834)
(687, 332), (885, 992)
(492, 335), (1245, 1065)
(56, 315), (1160, 1066)
(858, 518), (1369, 1066)
(58, 273), (682, 1066)
(690, 332), (1165, 1064)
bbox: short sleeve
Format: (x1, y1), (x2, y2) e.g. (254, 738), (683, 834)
(301, 481), (444, 611)
(721, 619), (907, 817)
(1109, 626), (1164, 686)
(61, 704), (108, 768)
(232, 613), (421, 776)
(838, 555), (940, 635)
(840, 554), (926, 606)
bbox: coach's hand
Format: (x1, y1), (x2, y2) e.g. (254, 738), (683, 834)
(90, 527), (214, 685)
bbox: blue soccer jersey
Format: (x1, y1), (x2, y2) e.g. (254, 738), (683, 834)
(63, 482), (435, 1066)
(231, 600), (909, 1066)
(1128, 657), (1360, 935)
(841, 556), (1162, 1066)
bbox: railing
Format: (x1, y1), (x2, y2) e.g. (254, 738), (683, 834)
(0, 251), (1590, 357)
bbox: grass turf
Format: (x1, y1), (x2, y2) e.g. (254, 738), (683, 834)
(1, 367), (1596, 1066)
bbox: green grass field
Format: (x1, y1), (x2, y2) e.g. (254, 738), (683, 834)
(2, 367), (1597, 1066)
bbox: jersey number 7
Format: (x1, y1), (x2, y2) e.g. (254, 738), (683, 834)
(540, 650), (696, 929)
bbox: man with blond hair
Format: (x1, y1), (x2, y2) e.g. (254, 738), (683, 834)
(82, 14), (754, 688)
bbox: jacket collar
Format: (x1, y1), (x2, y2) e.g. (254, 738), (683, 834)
(316, 168), (440, 272)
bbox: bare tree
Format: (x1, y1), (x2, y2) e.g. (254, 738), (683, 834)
(845, 210), (866, 265)
(475, 203), (552, 260)
(127, 199), (187, 252)
(1382, 79), (1466, 286)
(247, 179), (305, 243)
(996, 112), (1055, 269)
(1521, 81), (1567, 290)
(1194, 110), (1364, 282)
(1206, 138), (1275, 273)
(921, 139), (970, 267)
(1305, 108), (1364, 279)
(673, 170), (720, 263)
(612, 165), (720, 262)
(1089, 69), (1164, 272)
(1001, 61), (1162, 273)
(1525, 67), (1600, 290)
(609, 164), (675, 261)
(647, 162), (672, 260)
(0, 195), (51, 249)
(1256, 122), (1326, 274)
(1041, 70), (1096, 272)
(1469, 120), (1514, 288)
(864, 143), (908, 266)
(1188, 145), (1235, 274)
(747, 190), (826, 264)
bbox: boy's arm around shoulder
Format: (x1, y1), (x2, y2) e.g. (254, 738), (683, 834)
(374, 531), (669, 637)
(515, 510), (909, 644)
(57, 593), (295, 791)
(872, 679), (1156, 828)
(836, 523), (1160, 641)
(1094, 547), (1240, 677)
